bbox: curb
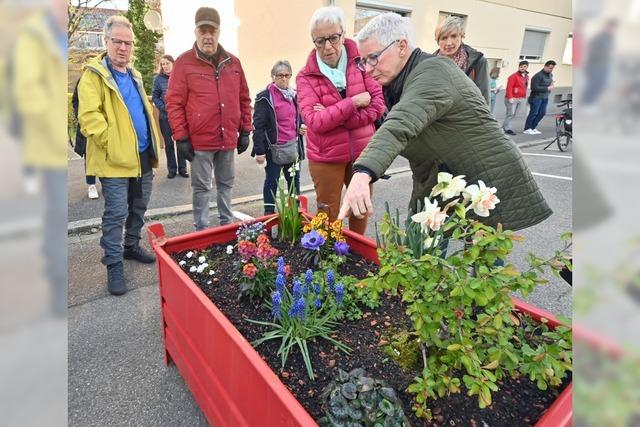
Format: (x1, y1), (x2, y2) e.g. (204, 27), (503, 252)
(66, 138), (554, 235)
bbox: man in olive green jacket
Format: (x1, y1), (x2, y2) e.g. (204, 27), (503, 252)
(78, 16), (162, 296)
(339, 13), (552, 232)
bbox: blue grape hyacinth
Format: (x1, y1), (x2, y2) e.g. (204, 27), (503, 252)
(326, 269), (335, 291)
(292, 279), (303, 300)
(277, 257), (286, 275)
(271, 291), (282, 319)
(275, 273), (286, 295)
(335, 283), (344, 306)
(288, 296), (306, 319)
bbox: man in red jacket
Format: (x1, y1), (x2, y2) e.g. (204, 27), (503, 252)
(166, 7), (252, 230)
(502, 60), (529, 135)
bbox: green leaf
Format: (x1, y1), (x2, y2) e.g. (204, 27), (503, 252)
(378, 399), (395, 416)
(342, 382), (358, 400)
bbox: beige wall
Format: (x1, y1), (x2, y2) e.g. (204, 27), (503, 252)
(173, 0), (571, 101)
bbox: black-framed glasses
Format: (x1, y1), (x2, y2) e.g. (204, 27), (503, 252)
(312, 32), (343, 48)
(355, 40), (399, 71)
(110, 38), (135, 47)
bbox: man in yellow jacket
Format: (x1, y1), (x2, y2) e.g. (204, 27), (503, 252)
(78, 16), (161, 296)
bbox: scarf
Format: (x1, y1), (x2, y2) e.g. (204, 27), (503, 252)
(316, 45), (347, 90)
(438, 44), (468, 72)
(270, 83), (296, 102)
(383, 48), (433, 109)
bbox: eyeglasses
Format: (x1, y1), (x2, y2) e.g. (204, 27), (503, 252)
(312, 32), (343, 48)
(275, 73), (292, 79)
(110, 38), (135, 47)
(355, 40), (399, 71)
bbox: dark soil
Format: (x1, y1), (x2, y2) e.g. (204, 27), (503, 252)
(171, 240), (570, 427)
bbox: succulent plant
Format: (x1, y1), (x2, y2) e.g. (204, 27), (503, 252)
(319, 368), (409, 427)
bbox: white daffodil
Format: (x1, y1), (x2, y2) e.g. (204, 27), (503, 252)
(423, 235), (442, 250)
(464, 180), (500, 217)
(226, 245), (234, 254)
(186, 251), (193, 258)
(198, 256), (206, 263)
(411, 198), (448, 232)
(189, 266), (197, 273)
(431, 172), (467, 200)
(179, 260), (186, 266)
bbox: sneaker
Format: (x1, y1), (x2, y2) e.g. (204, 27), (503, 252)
(523, 129), (535, 135)
(88, 184), (99, 199)
(532, 129), (542, 134)
(123, 245), (156, 264)
(505, 129), (516, 135)
(107, 261), (127, 296)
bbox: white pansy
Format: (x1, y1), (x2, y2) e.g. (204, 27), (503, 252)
(464, 180), (500, 217)
(411, 198), (448, 232)
(226, 245), (234, 254)
(186, 251), (193, 258)
(198, 256), (206, 263)
(189, 266), (197, 273)
(431, 173), (467, 200)
(179, 260), (186, 266)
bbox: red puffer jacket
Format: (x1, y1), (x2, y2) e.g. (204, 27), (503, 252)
(165, 44), (252, 151)
(296, 38), (385, 163)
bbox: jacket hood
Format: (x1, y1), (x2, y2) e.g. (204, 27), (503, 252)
(300, 38), (360, 76)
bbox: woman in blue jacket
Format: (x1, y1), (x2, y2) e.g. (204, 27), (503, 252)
(152, 55), (188, 178)
(251, 60), (306, 215)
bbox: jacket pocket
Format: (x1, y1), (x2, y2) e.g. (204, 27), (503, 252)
(105, 125), (137, 169)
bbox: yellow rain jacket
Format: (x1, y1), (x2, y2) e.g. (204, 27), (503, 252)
(12, 12), (67, 169)
(78, 52), (160, 177)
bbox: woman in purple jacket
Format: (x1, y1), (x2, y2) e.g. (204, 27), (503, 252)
(296, 6), (385, 235)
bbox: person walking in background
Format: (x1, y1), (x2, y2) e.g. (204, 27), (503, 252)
(338, 12), (552, 234)
(296, 6), (385, 235)
(165, 7), (252, 230)
(582, 19), (617, 112)
(252, 60), (306, 215)
(524, 60), (556, 135)
(152, 55), (188, 179)
(502, 60), (529, 135)
(434, 16), (490, 104)
(489, 66), (501, 114)
(77, 15), (162, 296)
(71, 81), (100, 199)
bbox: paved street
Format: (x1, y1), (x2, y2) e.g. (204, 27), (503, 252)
(68, 113), (572, 426)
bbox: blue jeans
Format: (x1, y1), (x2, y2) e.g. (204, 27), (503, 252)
(99, 158), (153, 265)
(159, 117), (186, 174)
(263, 151), (300, 214)
(524, 97), (549, 131)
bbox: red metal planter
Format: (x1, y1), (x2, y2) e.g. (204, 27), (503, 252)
(147, 199), (572, 427)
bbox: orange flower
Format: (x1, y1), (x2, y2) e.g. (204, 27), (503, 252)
(242, 263), (258, 279)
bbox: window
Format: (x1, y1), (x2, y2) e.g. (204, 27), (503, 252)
(520, 28), (550, 62)
(354, 1), (411, 36)
(437, 11), (468, 31)
(486, 58), (503, 72)
(76, 32), (105, 50)
(562, 34), (573, 64)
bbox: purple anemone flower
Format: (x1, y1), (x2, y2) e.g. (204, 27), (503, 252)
(301, 230), (325, 251)
(334, 241), (350, 256)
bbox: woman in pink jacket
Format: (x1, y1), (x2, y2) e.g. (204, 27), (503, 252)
(296, 6), (385, 235)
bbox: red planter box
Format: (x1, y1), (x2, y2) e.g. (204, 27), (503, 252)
(147, 198), (572, 427)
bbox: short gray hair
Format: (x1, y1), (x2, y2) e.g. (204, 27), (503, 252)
(309, 6), (345, 36)
(271, 60), (292, 77)
(435, 16), (466, 41)
(103, 15), (133, 39)
(355, 12), (414, 50)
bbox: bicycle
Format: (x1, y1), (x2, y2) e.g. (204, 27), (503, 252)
(544, 99), (572, 152)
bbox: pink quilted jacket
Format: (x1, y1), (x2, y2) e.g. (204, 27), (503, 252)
(296, 38), (386, 163)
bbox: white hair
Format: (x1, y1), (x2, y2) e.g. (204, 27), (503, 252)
(103, 15), (133, 39)
(309, 6), (345, 36)
(355, 12), (414, 50)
